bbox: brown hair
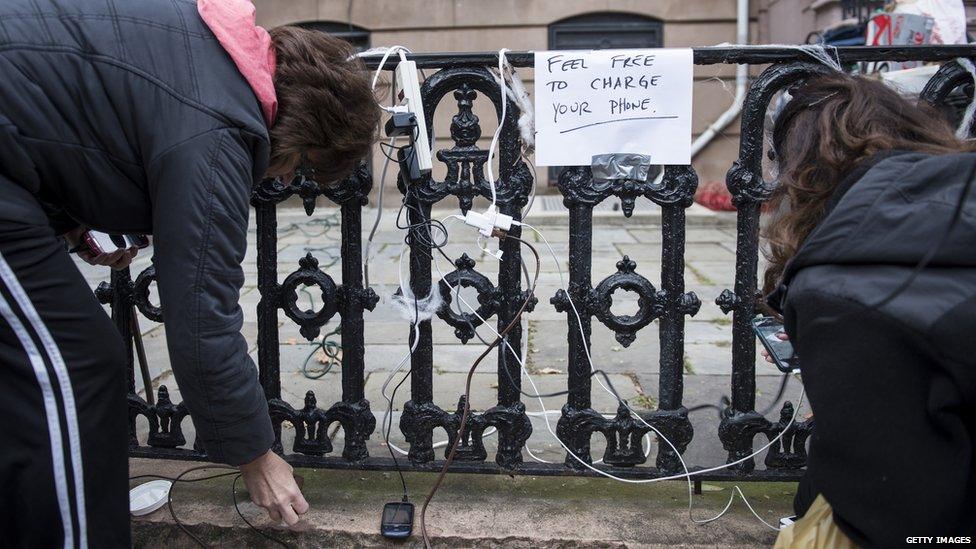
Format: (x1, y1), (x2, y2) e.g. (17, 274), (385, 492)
(268, 26), (381, 184)
(762, 73), (975, 296)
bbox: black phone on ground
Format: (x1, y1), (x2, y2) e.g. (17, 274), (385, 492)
(381, 501), (414, 539)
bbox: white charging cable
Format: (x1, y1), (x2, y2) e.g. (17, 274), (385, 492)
(458, 49), (514, 262)
(363, 135), (395, 288)
(380, 235), (565, 460)
(379, 205), (797, 530)
(361, 46), (410, 285)
(377, 213), (602, 462)
(359, 46), (411, 114)
(439, 212), (802, 527)
(513, 220), (800, 530)
(485, 48), (510, 208)
(380, 252), (544, 457)
(377, 246), (500, 459)
(428, 246), (652, 465)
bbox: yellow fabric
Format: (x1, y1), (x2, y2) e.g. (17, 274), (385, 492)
(774, 495), (858, 549)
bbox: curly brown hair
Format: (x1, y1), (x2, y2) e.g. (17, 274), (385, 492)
(267, 26), (381, 185)
(762, 73), (976, 296)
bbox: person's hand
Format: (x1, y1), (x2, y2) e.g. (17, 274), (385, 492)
(80, 247), (137, 270)
(65, 226), (139, 270)
(239, 450), (309, 526)
(761, 332), (789, 364)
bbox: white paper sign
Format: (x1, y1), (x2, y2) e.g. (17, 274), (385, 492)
(533, 48), (694, 166)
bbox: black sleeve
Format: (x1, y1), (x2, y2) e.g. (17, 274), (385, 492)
(784, 289), (976, 547)
(146, 128), (273, 466)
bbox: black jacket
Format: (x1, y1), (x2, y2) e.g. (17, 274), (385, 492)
(772, 151), (976, 547)
(0, 0), (274, 465)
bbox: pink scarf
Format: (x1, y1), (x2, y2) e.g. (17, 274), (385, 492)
(197, 0), (277, 126)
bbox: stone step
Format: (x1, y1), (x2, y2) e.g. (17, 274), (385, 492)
(129, 458), (794, 548)
(523, 195), (737, 228)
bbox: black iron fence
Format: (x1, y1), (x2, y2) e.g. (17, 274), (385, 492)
(105, 45), (976, 482)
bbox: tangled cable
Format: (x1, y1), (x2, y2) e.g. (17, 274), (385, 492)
(419, 232), (541, 549)
(130, 465), (290, 548)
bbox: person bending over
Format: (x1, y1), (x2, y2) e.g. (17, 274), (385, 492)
(0, 0), (380, 545)
(763, 74), (976, 547)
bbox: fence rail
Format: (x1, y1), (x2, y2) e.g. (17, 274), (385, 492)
(106, 45), (976, 481)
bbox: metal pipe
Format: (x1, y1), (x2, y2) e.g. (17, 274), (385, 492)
(690, 0), (750, 159)
(362, 45), (976, 70)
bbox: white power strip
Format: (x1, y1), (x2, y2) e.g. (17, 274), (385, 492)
(394, 60), (432, 174)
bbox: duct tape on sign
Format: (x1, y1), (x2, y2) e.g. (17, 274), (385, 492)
(533, 48), (693, 167)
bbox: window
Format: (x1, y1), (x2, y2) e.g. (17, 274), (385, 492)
(546, 13), (664, 184)
(548, 12), (664, 50)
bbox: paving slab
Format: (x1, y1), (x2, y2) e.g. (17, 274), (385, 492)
(521, 201), (737, 228)
(685, 260), (737, 288)
(525, 319), (780, 378)
(614, 242), (737, 263)
(627, 227), (735, 245)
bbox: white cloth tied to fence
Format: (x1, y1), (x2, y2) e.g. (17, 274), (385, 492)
(391, 288), (444, 324)
(492, 57), (536, 154)
(709, 43), (844, 72)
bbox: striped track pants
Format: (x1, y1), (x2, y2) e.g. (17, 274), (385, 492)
(0, 175), (129, 548)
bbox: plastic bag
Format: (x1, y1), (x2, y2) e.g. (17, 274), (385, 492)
(774, 494), (858, 549)
(894, 0), (968, 44)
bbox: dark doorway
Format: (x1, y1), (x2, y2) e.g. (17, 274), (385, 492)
(546, 13), (664, 185)
(294, 21), (371, 51)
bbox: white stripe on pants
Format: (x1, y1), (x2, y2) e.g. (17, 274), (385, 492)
(0, 250), (87, 549)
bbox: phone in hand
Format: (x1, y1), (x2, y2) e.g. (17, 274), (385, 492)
(380, 501), (414, 539)
(75, 230), (149, 256)
(752, 316), (799, 373)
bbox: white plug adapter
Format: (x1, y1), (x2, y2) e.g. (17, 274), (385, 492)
(463, 206), (513, 237)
